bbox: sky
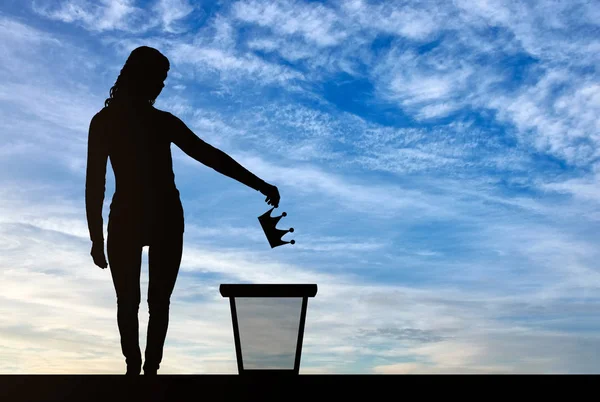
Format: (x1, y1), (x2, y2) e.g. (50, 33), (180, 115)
(0, 0), (599, 374)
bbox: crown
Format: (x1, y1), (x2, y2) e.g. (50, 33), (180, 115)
(258, 206), (295, 248)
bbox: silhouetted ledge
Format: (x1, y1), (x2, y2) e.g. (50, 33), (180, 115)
(0, 374), (576, 402)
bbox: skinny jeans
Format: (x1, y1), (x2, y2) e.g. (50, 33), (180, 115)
(106, 198), (184, 372)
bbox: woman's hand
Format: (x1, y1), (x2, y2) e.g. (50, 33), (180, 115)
(260, 182), (280, 208)
(91, 241), (108, 269)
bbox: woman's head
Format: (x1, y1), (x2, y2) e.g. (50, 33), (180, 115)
(105, 46), (170, 107)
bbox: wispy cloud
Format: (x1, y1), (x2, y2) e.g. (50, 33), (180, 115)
(169, 43), (305, 85)
(232, 0), (348, 47)
(153, 0), (196, 33)
(31, 0), (158, 33)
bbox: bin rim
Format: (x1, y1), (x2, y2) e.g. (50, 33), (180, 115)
(220, 284), (317, 298)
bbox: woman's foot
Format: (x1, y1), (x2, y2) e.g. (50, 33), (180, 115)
(143, 359), (159, 375)
(126, 365), (141, 375)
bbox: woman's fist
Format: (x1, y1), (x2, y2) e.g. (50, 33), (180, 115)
(91, 241), (108, 269)
(260, 182), (280, 208)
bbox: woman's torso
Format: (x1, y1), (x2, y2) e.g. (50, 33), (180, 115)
(97, 101), (183, 236)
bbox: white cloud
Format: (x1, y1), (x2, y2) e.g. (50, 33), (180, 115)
(153, 0), (195, 33)
(0, 17), (65, 80)
(487, 70), (600, 166)
(232, 0), (347, 47)
(417, 103), (459, 120)
(167, 42), (305, 86)
(540, 174), (600, 204)
(339, 0), (444, 41)
(455, 0), (600, 66)
(31, 0), (158, 33)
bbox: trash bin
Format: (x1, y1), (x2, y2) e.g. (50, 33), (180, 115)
(220, 284), (318, 375)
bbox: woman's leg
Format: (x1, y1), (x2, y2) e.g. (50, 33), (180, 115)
(143, 229), (184, 373)
(107, 234), (144, 373)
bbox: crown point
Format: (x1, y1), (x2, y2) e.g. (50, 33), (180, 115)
(290, 240), (295, 245)
(289, 227), (294, 233)
(282, 212), (287, 217)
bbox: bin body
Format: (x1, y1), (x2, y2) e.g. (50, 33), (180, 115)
(220, 284), (318, 375)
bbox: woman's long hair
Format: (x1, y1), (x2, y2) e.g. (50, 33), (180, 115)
(105, 46), (170, 107)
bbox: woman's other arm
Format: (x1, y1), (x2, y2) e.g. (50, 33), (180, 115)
(168, 113), (279, 206)
(85, 114), (109, 244)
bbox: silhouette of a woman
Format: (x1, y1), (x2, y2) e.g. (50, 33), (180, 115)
(85, 46), (280, 375)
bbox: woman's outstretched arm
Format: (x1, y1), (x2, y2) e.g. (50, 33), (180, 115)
(85, 114), (109, 244)
(168, 112), (279, 206)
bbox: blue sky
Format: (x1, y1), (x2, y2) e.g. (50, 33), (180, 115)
(1, 0), (599, 374)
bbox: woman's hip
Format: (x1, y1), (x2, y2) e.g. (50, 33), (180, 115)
(108, 214), (184, 245)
